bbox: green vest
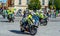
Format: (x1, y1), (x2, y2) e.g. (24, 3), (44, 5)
(39, 13), (44, 18)
(36, 12), (39, 16)
(7, 10), (12, 15)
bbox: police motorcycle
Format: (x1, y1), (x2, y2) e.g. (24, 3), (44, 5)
(7, 14), (15, 22)
(2, 9), (8, 18)
(32, 14), (40, 27)
(20, 17), (38, 35)
(40, 15), (48, 26)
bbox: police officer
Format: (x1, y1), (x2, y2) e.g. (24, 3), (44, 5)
(7, 9), (14, 22)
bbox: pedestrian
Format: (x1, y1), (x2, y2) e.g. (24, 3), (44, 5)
(48, 10), (51, 18)
(56, 10), (58, 17)
(58, 12), (60, 17)
(51, 9), (54, 18)
(54, 10), (56, 18)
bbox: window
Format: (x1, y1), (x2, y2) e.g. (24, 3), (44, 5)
(8, 0), (12, 7)
(26, 0), (29, 4)
(19, 0), (21, 5)
(42, 0), (45, 5)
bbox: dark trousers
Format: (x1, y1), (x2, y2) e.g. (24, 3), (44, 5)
(7, 14), (14, 22)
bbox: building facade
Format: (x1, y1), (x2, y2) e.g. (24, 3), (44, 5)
(6, 0), (14, 7)
(0, 1), (2, 5)
(6, 0), (49, 11)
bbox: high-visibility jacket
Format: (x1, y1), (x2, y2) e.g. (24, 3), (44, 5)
(9, 9), (14, 14)
(35, 12), (39, 16)
(11, 8), (14, 13)
(27, 15), (33, 24)
(39, 13), (44, 19)
(27, 15), (32, 19)
(7, 10), (12, 15)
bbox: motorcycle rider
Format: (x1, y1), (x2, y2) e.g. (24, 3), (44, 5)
(44, 12), (48, 21)
(3, 7), (7, 18)
(23, 10), (26, 18)
(39, 11), (48, 24)
(27, 13), (33, 24)
(32, 11), (39, 27)
(39, 11), (44, 22)
(7, 9), (14, 22)
(21, 12), (33, 31)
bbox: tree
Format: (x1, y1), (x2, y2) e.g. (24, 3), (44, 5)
(28, 0), (41, 11)
(49, 0), (60, 10)
(54, 0), (60, 10)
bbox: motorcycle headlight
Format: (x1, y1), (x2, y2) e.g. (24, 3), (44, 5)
(33, 19), (35, 22)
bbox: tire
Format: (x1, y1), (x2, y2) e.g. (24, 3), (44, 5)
(38, 22), (39, 26)
(40, 22), (43, 26)
(21, 28), (24, 32)
(20, 21), (22, 25)
(43, 22), (47, 26)
(30, 28), (37, 35)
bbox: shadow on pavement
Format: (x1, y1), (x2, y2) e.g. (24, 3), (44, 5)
(9, 30), (31, 35)
(0, 21), (9, 22)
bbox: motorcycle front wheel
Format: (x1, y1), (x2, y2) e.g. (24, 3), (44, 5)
(43, 21), (47, 26)
(30, 28), (37, 35)
(20, 27), (24, 32)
